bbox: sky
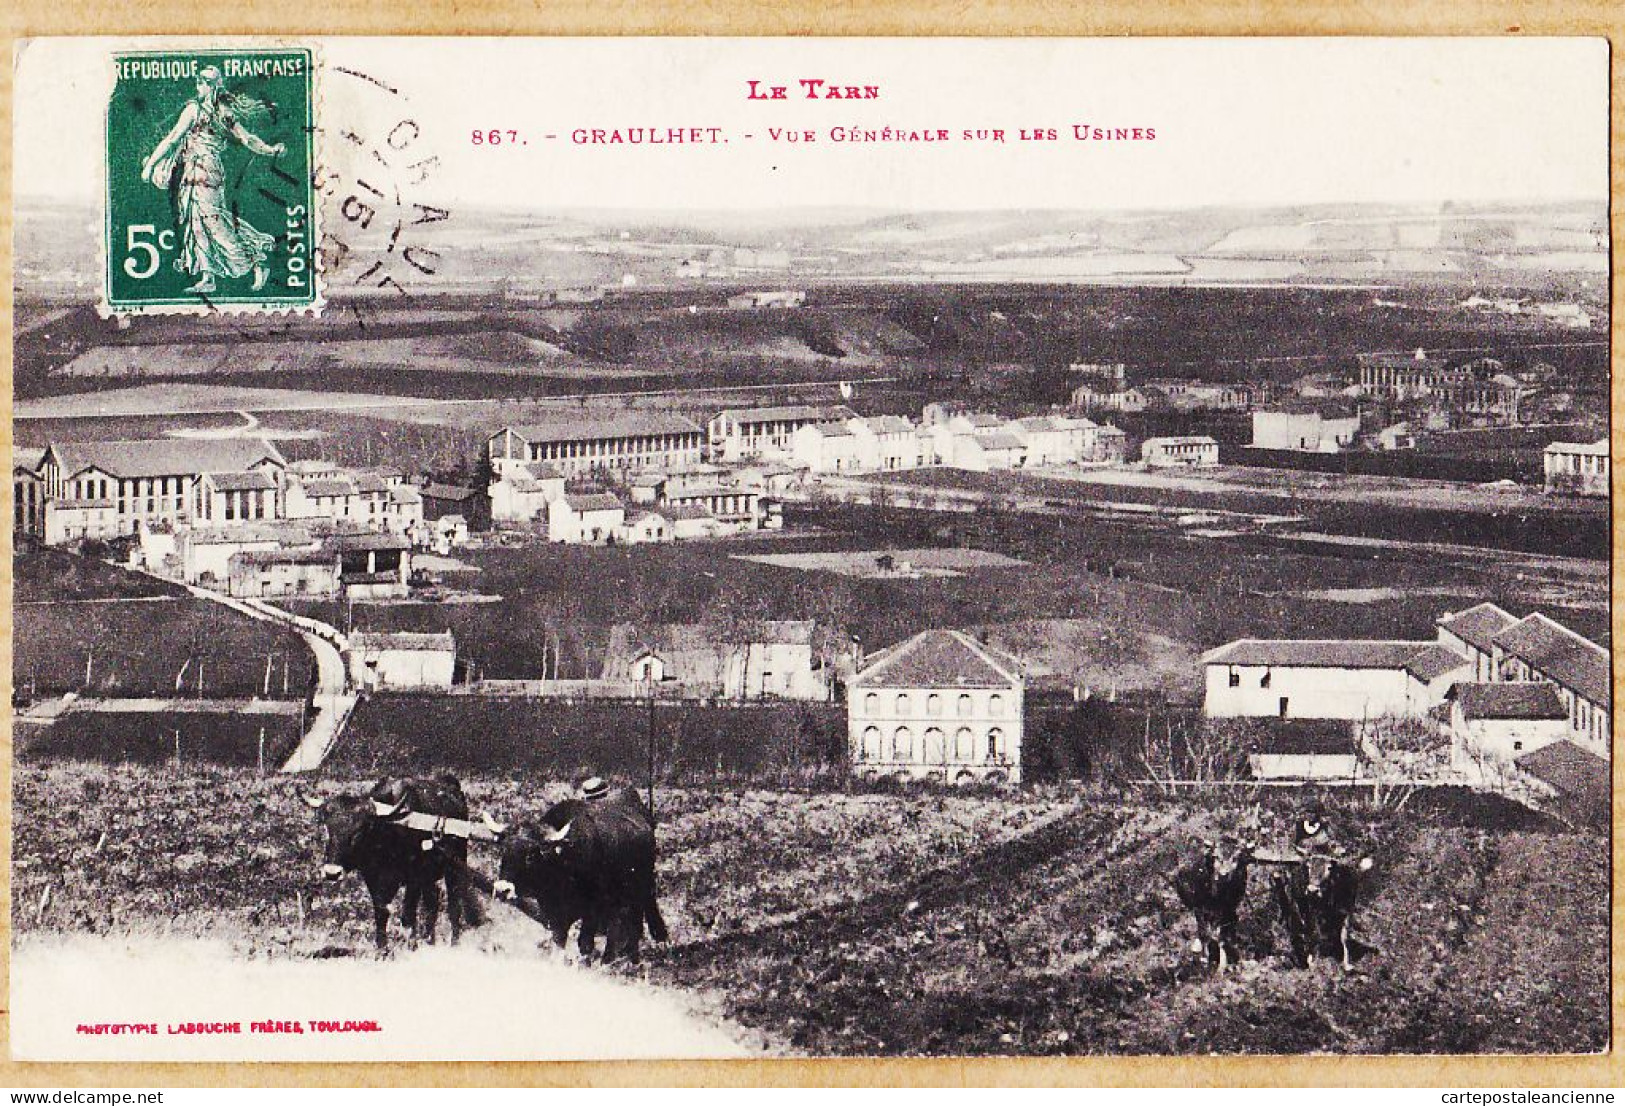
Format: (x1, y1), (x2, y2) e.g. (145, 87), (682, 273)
(13, 36), (1610, 214)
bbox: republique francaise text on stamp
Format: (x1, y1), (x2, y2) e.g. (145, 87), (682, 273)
(103, 47), (320, 315)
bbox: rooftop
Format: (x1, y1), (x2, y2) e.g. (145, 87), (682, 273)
(1245, 719), (1356, 757)
(1515, 740), (1609, 825)
(1438, 602), (1519, 653)
(1452, 682), (1568, 722)
(421, 483), (480, 502)
(856, 415), (915, 435)
(328, 531), (411, 552)
(1402, 643), (1472, 683)
(1492, 614), (1609, 708)
(230, 548), (335, 567)
(351, 631), (456, 653)
(46, 438), (285, 481)
(189, 524), (312, 546)
(561, 493), (625, 513)
(502, 413), (703, 445)
(851, 629), (1024, 691)
(1544, 440), (1609, 457)
(807, 423), (854, 439)
(720, 405), (855, 426)
(300, 478), (358, 498)
(1143, 436), (1219, 448)
(1203, 639), (1439, 670)
(208, 470), (278, 493)
(975, 431), (1026, 452)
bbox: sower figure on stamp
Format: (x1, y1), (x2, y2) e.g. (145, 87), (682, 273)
(140, 65), (286, 295)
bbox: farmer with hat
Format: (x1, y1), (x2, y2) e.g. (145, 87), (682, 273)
(1292, 804), (1330, 855)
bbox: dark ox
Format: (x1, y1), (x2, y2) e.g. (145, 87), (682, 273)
(1272, 853), (1374, 969)
(1169, 838), (1255, 971)
(487, 787), (668, 964)
(300, 774), (485, 950)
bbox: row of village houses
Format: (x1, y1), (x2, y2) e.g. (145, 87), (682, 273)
(341, 595), (1607, 807)
(486, 403), (1131, 483)
(1071, 351), (1569, 429)
(14, 401), (1139, 538)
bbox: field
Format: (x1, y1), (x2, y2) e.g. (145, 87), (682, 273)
(14, 590), (314, 701)
(12, 548), (316, 765)
(286, 497), (1605, 702)
(881, 465), (1612, 562)
(12, 762), (1607, 1056)
(735, 547), (1027, 578)
(21, 712), (302, 769)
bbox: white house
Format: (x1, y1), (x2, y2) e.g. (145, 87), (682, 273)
(1436, 602), (1518, 683)
(602, 620), (826, 700)
(1245, 720), (1362, 782)
(1488, 612), (1611, 757)
(384, 485), (425, 535)
(348, 631), (457, 691)
(1543, 440), (1609, 497)
(1141, 436), (1219, 468)
(1201, 639), (1470, 721)
(1251, 411), (1362, 453)
(847, 629), (1024, 784)
(709, 405), (855, 462)
(620, 509), (673, 545)
(790, 422), (863, 473)
(1008, 416), (1094, 467)
(490, 461), (566, 524)
(548, 493), (627, 544)
(180, 524), (314, 586)
(659, 484), (763, 532)
(1447, 682), (1571, 781)
(846, 416), (921, 472)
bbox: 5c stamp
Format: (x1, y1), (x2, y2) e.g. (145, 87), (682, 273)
(104, 48), (320, 315)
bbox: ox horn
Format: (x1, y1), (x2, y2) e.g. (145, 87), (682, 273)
(297, 789), (324, 810)
(481, 812), (509, 836)
(545, 820), (573, 843)
(372, 796), (408, 819)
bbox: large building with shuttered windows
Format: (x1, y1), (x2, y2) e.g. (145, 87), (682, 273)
(847, 629), (1025, 784)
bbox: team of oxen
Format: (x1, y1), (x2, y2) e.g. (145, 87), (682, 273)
(296, 774), (1374, 972)
(1169, 816), (1376, 972)
(298, 773), (668, 963)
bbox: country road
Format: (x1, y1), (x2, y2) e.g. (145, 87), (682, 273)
(177, 584), (356, 772)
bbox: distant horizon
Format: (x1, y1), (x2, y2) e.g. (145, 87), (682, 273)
(12, 193), (1609, 220)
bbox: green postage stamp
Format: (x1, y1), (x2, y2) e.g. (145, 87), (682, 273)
(103, 47), (320, 315)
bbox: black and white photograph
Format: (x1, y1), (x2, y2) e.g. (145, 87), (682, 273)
(7, 36), (1612, 1065)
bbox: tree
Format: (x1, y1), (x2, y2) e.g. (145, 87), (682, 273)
(699, 585), (774, 698)
(1358, 713), (1446, 811)
(1139, 714), (1251, 795)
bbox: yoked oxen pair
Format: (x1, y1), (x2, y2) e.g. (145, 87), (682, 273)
(1170, 835), (1375, 972)
(301, 774), (486, 950)
(485, 786), (669, 964)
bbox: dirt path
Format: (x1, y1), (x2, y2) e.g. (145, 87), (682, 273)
(173, 584), (356, 772)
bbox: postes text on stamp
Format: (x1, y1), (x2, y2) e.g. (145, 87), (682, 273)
(104, 48), (319, 315)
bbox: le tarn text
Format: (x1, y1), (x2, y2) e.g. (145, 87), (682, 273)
(747, 79), (881, 101)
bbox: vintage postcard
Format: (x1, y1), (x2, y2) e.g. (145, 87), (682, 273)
(7, 35), (1613, 1070)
